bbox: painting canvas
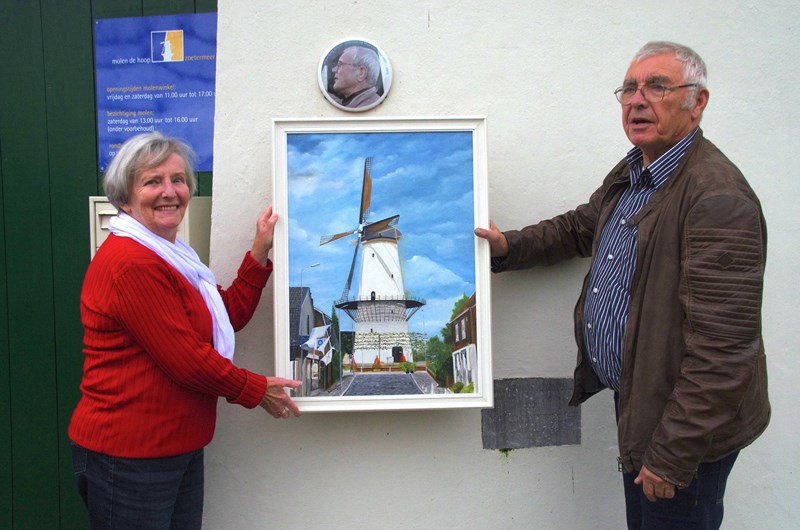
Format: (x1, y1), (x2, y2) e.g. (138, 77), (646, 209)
(272, 117), (491, 412)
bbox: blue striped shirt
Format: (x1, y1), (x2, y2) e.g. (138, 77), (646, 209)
(583, 128), (697, 392)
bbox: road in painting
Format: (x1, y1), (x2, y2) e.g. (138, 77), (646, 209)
(286, 130), (478, 397)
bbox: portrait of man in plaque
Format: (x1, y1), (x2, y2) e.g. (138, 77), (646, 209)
(319, 39), (392, 112)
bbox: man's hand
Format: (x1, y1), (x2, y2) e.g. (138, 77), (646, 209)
(474, 220), (509, 258)
(260, 377), (302, 419)
(634, 465), (676, 502)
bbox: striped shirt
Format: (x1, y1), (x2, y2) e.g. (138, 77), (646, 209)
(583, 128), (697, 391)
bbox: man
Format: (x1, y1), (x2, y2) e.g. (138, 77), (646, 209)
(475, 41), (769, 529)
(331, 45), (381, 108)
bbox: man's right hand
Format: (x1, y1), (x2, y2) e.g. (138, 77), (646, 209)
(474, 220), (509, 258)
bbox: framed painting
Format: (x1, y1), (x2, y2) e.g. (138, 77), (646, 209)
(272, 117), (492, 412)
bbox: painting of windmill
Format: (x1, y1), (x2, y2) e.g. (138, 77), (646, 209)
(320, 157), (425, 366)
(283, 125), (483, 405)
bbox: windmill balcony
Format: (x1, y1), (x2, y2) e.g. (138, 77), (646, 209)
(334, 293), (425, 322)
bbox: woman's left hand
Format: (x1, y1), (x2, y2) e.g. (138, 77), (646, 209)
(259, 377), (302, 419)
(250, 205), (279, 266)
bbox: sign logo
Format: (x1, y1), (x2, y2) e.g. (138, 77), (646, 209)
(151, 30), (184, 62)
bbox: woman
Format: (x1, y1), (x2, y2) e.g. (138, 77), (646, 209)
(69, 132), (300, 529)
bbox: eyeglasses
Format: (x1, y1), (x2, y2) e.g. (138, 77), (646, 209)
(334, 60), (359, 69)
(614, 82), (698, 104)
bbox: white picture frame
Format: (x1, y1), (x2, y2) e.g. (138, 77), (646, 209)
(272, 117), (492, 412)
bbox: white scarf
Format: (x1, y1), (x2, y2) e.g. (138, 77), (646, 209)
(109, 212), (235, 360)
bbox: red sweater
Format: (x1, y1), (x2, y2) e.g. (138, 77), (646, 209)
(69, 235), (271, 458)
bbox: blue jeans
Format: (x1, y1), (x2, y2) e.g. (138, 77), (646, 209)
(71, 442), (204, 530)
(622, 450), (738, 530)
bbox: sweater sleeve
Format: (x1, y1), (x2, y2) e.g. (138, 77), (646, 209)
(110, 256), (267, 408)
(218, 252), (273, 331)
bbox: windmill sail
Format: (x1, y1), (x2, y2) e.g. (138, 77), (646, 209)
(342, 241), (360, 300)
(362, 215), (399, 237)
(319, 157), (375, 247)
(320, 229), (354, 246)
(359, 157), (373, 222)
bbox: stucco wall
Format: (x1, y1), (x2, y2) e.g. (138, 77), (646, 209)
(206, 1), (799, 528)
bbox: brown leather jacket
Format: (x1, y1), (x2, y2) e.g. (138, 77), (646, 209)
(496, 129), (770, 487)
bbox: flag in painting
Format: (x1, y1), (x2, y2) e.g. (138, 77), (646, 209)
(302, 325), (330, 351)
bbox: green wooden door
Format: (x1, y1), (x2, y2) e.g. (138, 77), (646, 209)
(0, 1), (216, 527)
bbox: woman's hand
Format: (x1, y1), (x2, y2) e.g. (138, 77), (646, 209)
(250, 205), (279, 266)
(259, 377), (302, 419)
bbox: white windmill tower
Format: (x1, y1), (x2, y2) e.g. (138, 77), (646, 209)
(320, 157), (424, 366)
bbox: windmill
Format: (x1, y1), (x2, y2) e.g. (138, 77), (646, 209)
(320, 157), (424, 366)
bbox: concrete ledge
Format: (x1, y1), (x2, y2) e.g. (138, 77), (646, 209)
(481, 377), (581, 450)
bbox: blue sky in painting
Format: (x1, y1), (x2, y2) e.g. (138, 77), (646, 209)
(286, 130), (475, 338)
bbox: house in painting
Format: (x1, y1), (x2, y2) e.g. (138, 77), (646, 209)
(449, 293), (478, 391)
(289, 287), (339, 396)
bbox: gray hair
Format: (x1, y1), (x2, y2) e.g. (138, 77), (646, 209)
(348, 45), (380, 86)
(103, 131), (196, 209)
(633, 41), (707, 108)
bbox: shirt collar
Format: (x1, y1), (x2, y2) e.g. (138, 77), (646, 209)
(626, 127), (698, 188)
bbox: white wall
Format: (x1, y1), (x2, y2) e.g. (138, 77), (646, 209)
(206, 1), (800, 528)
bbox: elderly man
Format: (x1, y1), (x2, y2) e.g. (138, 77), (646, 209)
(476, 41), (769, 529)
(331, 45), (381, 108)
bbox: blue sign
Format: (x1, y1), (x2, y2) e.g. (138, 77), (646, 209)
(95, 13), (217, 171)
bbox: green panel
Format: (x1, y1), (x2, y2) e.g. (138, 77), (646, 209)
(40, 0), (100, 527)
(0, 127), (11, 530)
(144, 0), (196, 15)
(196, 0), (218, 13)
(0, 1), (61, 528)
(91, 0), (144, 20)
(196, 171), (213, 196)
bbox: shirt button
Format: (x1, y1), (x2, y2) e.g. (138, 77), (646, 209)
(592, 357), (597, 362)
(620, 218), (626, 225)
(607, 254), (614, 260)
(592, 287), (599, 294)
(587, 323), (592, 329)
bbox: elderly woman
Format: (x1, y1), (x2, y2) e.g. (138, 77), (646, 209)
(69, 132), (300, 529)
